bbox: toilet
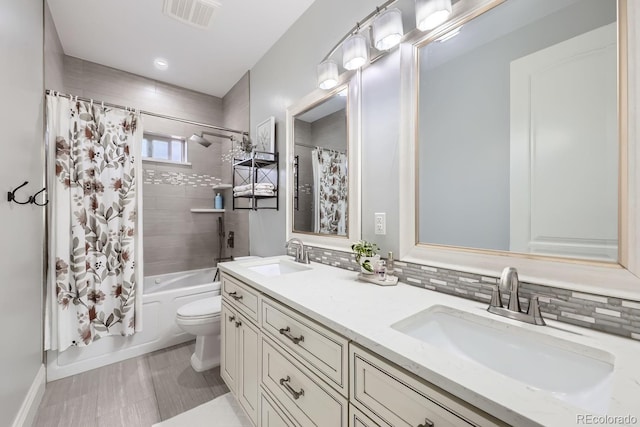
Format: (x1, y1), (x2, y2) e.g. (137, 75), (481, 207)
(175, 292), (222, 372)
(175, 256), (260, 372)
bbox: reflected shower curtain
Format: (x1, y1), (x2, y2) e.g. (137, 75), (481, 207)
(312, 147), (348, 235)
(45, 94), (143, 351)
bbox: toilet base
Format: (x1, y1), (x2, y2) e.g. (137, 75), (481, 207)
(190, 333), (221, 372)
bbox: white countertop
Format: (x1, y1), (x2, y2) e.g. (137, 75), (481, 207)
(218, 256), (640, 427)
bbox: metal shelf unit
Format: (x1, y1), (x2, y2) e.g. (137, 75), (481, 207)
(232, 151), (279, 210)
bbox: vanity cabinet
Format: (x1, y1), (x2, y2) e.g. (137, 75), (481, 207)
(221, 283), (261, 426)
(220, 271), (506, 427)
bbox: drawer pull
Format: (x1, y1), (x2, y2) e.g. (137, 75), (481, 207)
(228, 291), (243, 301)
(279, 376), (304, 400)
(279, 326), (304, 345)
(235, 320), (242, 328)
(417, 418), (435, 427)
(228, 315), (235, 322)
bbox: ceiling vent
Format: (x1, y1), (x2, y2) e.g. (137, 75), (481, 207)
(163, 0), (221, 29)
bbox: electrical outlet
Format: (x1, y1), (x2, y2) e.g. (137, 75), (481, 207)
(374, 213), (386, 235)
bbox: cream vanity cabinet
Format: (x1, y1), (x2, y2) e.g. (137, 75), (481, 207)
(220, 272), (506, 427)
(221, 274), (261, 426)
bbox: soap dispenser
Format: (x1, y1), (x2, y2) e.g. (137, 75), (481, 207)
(215, 193), (223, 209)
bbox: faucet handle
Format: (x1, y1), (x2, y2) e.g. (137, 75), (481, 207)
(302, 247), (310, 264)
(526, 296), (546, 326)
(489, 285), (503, 308)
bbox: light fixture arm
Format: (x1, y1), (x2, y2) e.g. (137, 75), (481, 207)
(319, 0), (399, 63)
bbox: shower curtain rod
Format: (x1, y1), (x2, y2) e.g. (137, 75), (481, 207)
(45, 90), (249, 136)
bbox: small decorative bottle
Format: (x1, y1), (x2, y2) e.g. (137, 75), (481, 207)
(387, 251), (394, 276)
(215, 193), (224, 209)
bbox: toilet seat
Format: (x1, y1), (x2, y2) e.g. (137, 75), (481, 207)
(176, 296), (222, 322)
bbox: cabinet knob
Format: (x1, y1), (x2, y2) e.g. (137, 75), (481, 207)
(228, 315), (235, 322)
(235, 320), (242, 328)
(417, 418), (435, 427)
(279, 326), (305, 345)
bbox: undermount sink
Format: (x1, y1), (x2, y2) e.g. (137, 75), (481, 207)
(391, 305), (614, 414)
(247, 260), (311, 277)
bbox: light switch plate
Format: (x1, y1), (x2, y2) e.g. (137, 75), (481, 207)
(374, 212), (386, 235)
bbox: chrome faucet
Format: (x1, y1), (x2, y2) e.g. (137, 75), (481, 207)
(285, 238), (310, 264)
(487, 267), (545, 326)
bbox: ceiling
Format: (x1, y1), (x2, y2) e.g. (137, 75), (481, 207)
(47, 0), (316, 98)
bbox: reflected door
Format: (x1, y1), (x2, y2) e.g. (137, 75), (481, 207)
(510, 23), (618, 261)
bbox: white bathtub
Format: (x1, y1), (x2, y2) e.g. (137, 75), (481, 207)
(46, 267), (219, 381)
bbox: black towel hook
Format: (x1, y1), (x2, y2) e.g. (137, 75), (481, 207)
(7, 181), (32, 205)
(32, 188), (49, 207)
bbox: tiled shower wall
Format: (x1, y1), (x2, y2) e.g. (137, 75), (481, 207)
(289, 246), (640, 341)
(62, 56), (250, 276)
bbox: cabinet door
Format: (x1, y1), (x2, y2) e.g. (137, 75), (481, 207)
(221, 303), (238, 394)
(238, 313), (260, 426)
(349, 404), (382, 427)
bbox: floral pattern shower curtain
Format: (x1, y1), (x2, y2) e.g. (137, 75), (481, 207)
(46, 94), (143, 351)
(312, 147), (348, 235)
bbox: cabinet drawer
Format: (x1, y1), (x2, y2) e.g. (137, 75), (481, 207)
(350, 344), (506, 427)
(262, 297), (348, 395)
(222, 273), (260, 323)
(262, 337), (348, 427)
(260, 389), (298, 427)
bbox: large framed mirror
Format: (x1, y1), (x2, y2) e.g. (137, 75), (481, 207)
(285, 75), (361, 250)
(399, 0), (640, 295)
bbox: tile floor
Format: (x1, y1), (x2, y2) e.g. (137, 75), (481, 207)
(34, 341), (229, 427)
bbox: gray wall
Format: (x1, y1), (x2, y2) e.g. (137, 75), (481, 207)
(418, 0), (616, 250)
(44, 1), (64, 92)
(0, 0), (44, 425)
(249, 0), (383, 256)
(222, 73), (251, 258)
(62, 56), (249, 275)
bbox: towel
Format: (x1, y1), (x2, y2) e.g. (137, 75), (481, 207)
(234, 189), (275, 197)
(233, 183), (274, 193)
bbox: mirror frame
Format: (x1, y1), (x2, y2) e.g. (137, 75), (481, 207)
(398, 0), (640, 300)
(285, 72), (362, 250)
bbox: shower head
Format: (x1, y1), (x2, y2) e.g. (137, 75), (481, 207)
(188, 133), (212, 147)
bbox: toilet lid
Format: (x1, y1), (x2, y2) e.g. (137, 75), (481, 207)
(177, 296), (222, 318)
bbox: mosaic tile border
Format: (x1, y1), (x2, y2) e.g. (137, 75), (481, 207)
(143, 168), (224, 188)
(288, 246), (640, 341)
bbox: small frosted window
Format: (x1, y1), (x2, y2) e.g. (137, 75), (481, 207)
(142, 132), (187, 163)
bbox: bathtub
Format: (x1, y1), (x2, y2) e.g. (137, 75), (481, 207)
(46, 267), (219, 381)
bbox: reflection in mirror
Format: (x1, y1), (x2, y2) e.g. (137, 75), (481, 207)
(417, 0), (618, 262)
(293, 90), (348, 235)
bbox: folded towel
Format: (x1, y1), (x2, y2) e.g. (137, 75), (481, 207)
(233, 183), (274, 193)
(234, 189), (275, 197)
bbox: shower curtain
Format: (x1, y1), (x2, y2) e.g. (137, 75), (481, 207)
(45, 94), (144, 352)
(312, 147), (348, 235)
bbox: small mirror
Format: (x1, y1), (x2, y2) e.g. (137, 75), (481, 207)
(292, 89), (349, 235)
(416, 0), (619, 262)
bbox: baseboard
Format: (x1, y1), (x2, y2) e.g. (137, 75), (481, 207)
(12, 364), (45, 427)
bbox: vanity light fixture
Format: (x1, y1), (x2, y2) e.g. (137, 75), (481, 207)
(317, 60), (339, 90)
(416, 0), (452, 31)
(343, 33), (369, 70)
(372, 8), (404, 51)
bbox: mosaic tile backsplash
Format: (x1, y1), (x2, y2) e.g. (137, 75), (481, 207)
(288, 246), (640, 341)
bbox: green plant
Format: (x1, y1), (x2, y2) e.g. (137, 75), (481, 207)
(351, 240), (380, 272)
